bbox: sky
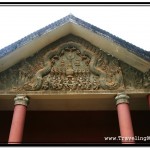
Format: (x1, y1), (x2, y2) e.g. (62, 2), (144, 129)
(0, 5), (150, 52)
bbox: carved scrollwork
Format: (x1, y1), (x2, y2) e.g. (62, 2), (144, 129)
(22, 42), (124, 91)
(0, 35), (149, 92)
(120, 62), (143, 89)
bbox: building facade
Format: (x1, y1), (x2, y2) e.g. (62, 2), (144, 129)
(0, 15), (150, 144)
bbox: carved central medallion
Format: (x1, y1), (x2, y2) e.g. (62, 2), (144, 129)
(42, 45), (92, 91)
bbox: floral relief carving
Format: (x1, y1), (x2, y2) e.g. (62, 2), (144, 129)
(0, 34), (148, 92)
(22, 42), (124, 91)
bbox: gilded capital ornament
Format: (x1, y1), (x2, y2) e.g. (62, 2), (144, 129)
(115, 92), (130, 105)
(14, 94), (29, 106)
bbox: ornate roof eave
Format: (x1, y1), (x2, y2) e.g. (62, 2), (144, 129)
(0, 14), (149, 73)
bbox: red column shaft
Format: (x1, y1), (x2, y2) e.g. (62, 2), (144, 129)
(8, 105), (27, 144)
(117, 103), (135, 143)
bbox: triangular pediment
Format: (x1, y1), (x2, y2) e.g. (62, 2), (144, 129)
(0, 14), (149, 74)
(0, 34), (149, 92)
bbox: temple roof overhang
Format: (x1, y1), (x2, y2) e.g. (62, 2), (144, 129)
(0, 15), (149, 111)
(0, 14), (150, 73)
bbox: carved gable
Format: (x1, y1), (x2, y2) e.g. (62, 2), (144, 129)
(0, 34), (149, 92)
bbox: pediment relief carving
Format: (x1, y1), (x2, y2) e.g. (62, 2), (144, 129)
(0, 35), (149, 92)
(22, 42), (123, 91)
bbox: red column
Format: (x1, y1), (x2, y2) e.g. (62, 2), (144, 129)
(8, 95), (29, 144)
(148, 94), (150, 109)
(115, 93), (135, 144)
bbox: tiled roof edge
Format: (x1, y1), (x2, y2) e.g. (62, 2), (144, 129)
(69, 15), (150, 62)
(0, 14), (71, 58)
(0, 14), (149, 62)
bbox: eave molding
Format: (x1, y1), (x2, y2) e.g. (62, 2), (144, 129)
(0, 15), (149, 73)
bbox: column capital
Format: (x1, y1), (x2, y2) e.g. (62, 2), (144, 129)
(115, 92), (130, 105)
(14, 94), (29, 107)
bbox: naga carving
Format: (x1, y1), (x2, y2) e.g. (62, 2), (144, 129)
(22, 42), (124, 91)
(0, 34), (148, 92)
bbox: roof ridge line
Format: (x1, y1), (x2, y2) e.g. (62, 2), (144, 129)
(0, 14), (149, 62)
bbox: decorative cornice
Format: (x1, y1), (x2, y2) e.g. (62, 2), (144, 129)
(14, 94), (29, 106)
(115, 92), (130, 105)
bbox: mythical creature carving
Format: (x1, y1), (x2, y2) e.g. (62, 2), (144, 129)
(0, 35), (149, 92)
(22, 42), (124, 91)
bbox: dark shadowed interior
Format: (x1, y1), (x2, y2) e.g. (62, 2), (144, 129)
(0, 111), (149, 144)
